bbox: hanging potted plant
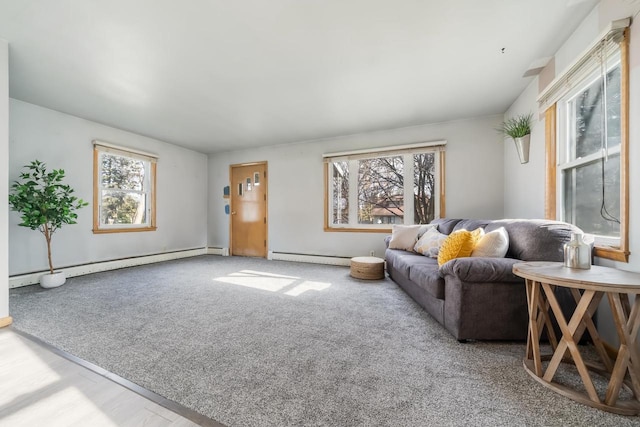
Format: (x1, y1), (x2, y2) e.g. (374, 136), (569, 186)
(8, 160), (88, 288)
(497, 113), (533, 164)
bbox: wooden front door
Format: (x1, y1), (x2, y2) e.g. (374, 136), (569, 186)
(230, 162), (268, 257)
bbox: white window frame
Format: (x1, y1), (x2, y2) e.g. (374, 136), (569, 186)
(556, 52), (622, 249)
(324, 141), (445, 231)
(93, 141), (157, 233)
(541, 20), (629, 262)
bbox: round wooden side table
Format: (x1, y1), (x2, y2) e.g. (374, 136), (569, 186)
(513, 261), (640, 415)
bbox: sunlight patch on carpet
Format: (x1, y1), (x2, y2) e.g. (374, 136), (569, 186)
(214, 269), (331, 295)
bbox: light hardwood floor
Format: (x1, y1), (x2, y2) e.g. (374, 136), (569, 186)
(0, 328), (218, 426)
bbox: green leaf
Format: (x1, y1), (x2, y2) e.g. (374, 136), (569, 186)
(496, 113), (533, 139)
(8, 160), (88, 270)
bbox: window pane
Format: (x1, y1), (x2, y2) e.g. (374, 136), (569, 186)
(101, 190), (147, 225)
(563, 154), (620, 237)
(569, 64), (621, 160)
(413, 153), (435, 224)
(101, 154), (147, 191)
(331, 161), (349, 224)
(358, 156), (403, 224)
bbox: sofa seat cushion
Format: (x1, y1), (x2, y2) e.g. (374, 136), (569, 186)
(408, 263), (445, 299)
(385, 248), (436, 278)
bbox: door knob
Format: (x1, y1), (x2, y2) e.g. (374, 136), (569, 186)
(231, 211), (237, 215)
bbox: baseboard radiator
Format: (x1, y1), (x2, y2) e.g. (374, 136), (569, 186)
(9, 248), (351, 288)
(270, 252), (351, 266)
(208, 247), (351, 266)
(9, 248), (208, 288)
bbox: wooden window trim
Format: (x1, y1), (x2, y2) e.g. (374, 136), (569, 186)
(544, 105), (556, 220)
(544, 29), (629, 262)
(92, 146), (157, 234)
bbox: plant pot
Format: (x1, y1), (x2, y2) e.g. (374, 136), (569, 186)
(40, 271), (66, 288)
(514, 135), (530, 164)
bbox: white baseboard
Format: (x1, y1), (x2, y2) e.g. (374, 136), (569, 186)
(9, 248), (351, 288)
(9, 248), (208, 288)
(271, 252), (351, 266)
(206, 247), (224, 255)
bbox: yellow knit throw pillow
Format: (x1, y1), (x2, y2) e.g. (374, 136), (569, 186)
(437, 228), (482, 266)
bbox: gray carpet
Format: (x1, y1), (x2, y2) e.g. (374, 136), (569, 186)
(9, 256), (640, 426)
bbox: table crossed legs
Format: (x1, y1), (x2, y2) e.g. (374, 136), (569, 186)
(525, 278), (640, 415)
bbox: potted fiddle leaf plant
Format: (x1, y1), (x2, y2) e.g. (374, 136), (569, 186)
(497, 113), (533, 164)
(8, 160), (88, 288)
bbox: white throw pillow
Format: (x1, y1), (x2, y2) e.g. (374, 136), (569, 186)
(414, 227), (448, 258)
(471, 227), (509, 258)
(389, 224), (435, 252)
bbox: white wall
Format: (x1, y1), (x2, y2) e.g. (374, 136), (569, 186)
(503, 79), (546, 218)
(8, 100), (208, 275)
(0, 40), (9, 320)
(504, 0), (640, 341)
(209, 115), (505, 258)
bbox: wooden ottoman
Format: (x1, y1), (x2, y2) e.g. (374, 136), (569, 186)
(350, 256), (385, 280)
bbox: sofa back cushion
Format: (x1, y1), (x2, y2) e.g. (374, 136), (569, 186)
(430, 218), (462, 235)
(430, 218), (492, 235)
(485, 219), (580, 261)
(452, 219), (492, 233)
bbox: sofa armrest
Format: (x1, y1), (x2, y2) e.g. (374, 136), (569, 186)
(384, 235), (392, 248)
(439, 257), (522, 283)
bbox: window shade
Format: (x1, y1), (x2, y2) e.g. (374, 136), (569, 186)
(537, 18), (630, 113)
(93, 140), (158, 163)
(323, 140), (446, 163)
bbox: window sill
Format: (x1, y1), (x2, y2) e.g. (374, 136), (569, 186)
(324, 227), (391, 233)
(594, 245), (629, 263)
(93, 227), (157, 234)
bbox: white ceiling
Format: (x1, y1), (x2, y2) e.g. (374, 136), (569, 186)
(0, 0), (599, 154)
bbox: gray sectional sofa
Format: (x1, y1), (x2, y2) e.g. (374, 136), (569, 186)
(385, 218), (583, 341)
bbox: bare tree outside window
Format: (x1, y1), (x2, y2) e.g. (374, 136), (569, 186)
(100, 154), (148, 225)
(331, 161), (349, 224)
(358, 156), (404, 224)
(327, 149), (439, 228)
(562, 63), (621, 238)
(414, 153), (436, 224)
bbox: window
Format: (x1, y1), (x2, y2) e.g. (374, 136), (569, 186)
(93, 141), (157, 233)
(324, 142), (445, 231)
(541, 23), (629, 261)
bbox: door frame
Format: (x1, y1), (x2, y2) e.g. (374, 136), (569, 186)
(229, 161), (268, 257)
